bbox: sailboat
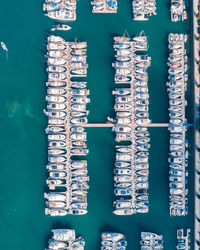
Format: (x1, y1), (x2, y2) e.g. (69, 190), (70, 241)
(1, 41), (8, 51)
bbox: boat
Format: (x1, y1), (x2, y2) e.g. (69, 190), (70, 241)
(113, 208), (135, 215)
(47, 103), (66, 110)
(45, 208), (68, 216)
(46, 81), (66, 87)
(46, 164), (65, 171)
(51, 24), (71, 31)
(47, 201), (66, 208)
(71, 104), (86, 112)
(48, 149), (66, 155)
(114, 175), (132, 183)
(46, 95), (66, 103)
(114, 200), (132, 209)
(48, 134), (66, 141)
(71, 82), (87, 89)
(48, 119), (65, 125)
(44, 192), (66, 201)
(45, 126), (65, 133)
(1, 41), (8, 51)
(70, 209), (88, 215)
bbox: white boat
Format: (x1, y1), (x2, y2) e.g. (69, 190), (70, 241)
(51, 24), (71, 31)
(70, 126), (85, 133)
(45, 208), (68, 216)
(1, 41), (8, 51)
(113, 209), (135, 215)
(48, 57), (66, 65)
(71, 82), (87, 89)
(71, 111), (88, 117)
(47, 103), (66, 110)
(47, 87), (66, 95)
(116, 49), (131, 56)
(116, 111), (131, 118)
(71, 96), (90, 104)
(72, 168), (88, 176)
(46, 164), (65, 171)
(71, 160), (87, 169)
(71, 117), (88, 124)
(71, 42), (87, 50)
(47, 201), (66, 208)
(46, 81), (66, 87)
(71, 104), (86, 112)
(47, 65), (66, 73)
(48, 149), (66, 155)
(48, 73), (67, 81)
(114, 175), (132, 183)
(71, 89), (89, 96)
(48, 134), (66, 141)
(48, 156), (67, 163)
(47, 111), (66, 119)
(70, 209), (88, 215)
(116, 154), (131, 162)
(71, 68), (87, 75)
(46, 95), (66, 103)
(47, 43), (66, 51)
(113, 88), (131, 96)
(116, 117), (131, 124)
(113, 125), (132, 133)
(116, 68), (131, 75)
(112, 61), (132, 68)
(115, 161), (131, 168)
(115, 96), (131, 103)
(71, 148), (89, 155)
(114, 167), (132, 175)
(48, 119), (65, 125)
(48, 140), (66, 148)
(45, 126), (65, 133)
(72, 141), (87, 148)
(114, 103), (131, 111)
(70, 133), (86, 141)
(44, 192), (66, 201)
(116, 146), (131, 153)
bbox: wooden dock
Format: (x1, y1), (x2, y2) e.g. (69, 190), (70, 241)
(82, 123), (170, 128)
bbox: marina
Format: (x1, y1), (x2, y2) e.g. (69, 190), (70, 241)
(91, 0), (118, 13)
(132, 0), (157, 21)
(43, 0), (77, 21)
(0, 0), (194, 249)
(44, 35), (90, 216)
(167, 33), (189, 216)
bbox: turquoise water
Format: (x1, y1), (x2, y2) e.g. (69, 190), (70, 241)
(0, 0), (194, 249)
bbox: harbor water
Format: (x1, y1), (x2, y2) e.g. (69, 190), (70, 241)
(0, 0), (194, 249)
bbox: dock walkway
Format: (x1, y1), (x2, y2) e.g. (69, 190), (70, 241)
(83, 123), (181, 128)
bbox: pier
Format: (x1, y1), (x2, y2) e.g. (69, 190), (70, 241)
(83, 123), (176, 128)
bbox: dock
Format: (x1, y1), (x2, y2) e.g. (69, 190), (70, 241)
(82, 123), (191, 128)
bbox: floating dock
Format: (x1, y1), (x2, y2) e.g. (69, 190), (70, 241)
(44, 35), (89, 216)
(167, 33), (188, 217)
(111, 32), (151, 215)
